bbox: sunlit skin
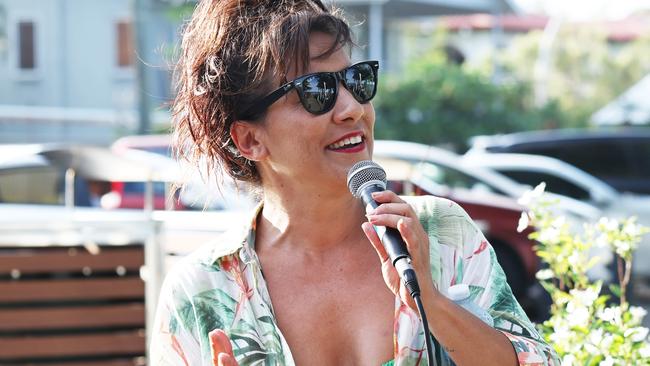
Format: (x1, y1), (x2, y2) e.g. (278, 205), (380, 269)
(215, 32), (518, 366)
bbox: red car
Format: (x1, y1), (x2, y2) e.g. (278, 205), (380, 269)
(110, 134), (183, 210)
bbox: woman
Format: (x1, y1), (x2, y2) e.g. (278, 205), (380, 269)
(150, 1), (560, 365)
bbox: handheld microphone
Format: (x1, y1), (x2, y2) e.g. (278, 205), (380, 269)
(347, 160), (421, 298)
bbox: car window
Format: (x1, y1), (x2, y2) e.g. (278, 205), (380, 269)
(521, 142), (631, 180)
(624, 141), (650, 177)
(0, 167), (61, 204)
(122, 182), (167, 196)
(497, 169), (591, 201)
(417, 162), (505, 195)
(140, 146), (171, 157)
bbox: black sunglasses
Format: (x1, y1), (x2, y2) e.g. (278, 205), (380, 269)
(238, 60), (379, 120)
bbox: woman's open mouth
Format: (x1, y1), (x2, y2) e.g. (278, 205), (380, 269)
(327, 135), (364, 152)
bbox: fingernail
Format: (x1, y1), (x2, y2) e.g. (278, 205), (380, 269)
(371, 191), (380, 197)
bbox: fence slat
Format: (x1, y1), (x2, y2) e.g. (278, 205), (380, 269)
(24, 359), (145, 366)
(0, 303), (145, 331)
(0, 247), (143, 274)
(0, 330), (145, 359)
(0, 277), (144, 303)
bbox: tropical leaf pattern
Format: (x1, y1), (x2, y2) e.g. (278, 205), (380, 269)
(150, 196), (560, 365)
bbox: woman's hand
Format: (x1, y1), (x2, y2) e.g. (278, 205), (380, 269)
(209, 329), (239, 366)
(362, 190), (437, 311)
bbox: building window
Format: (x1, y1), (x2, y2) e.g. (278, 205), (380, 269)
(18, 21), (35, 69)
(116, 21), (134, 67)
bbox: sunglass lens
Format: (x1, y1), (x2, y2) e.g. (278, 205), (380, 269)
(299, 74), (337, 114)
(344, 63), (376, 103)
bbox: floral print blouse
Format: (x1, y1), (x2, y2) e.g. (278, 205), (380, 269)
(150, 195), (560, 365)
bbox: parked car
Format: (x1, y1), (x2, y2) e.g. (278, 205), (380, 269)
(378, 156), (547, 312)
(0, 144), (180, 208)
(374, 140), (602, 224)
(111, 134), (255, 211)
(374, 140), (611, 320)
(462, 152), (650, 292)
(467, 128), (650, 194)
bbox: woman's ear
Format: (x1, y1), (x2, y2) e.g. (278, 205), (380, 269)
(230, 121), (268, 161)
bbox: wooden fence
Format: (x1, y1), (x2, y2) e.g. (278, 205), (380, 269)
(0, 245), (147, 366)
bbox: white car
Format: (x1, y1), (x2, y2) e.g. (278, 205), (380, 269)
(373, 140), (611, 283)
(374, 140), (602, 222)
(462, 152), (650, 284)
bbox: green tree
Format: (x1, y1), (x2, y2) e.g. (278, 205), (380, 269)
(374, 45), (564, 151)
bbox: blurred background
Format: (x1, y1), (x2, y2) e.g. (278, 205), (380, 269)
(0, 0), (648, 365)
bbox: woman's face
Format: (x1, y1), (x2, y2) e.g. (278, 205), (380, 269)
(256, 32), (376, 193)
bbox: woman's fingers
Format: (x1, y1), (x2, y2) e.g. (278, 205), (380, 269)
(369, 202), (413, 217)
(209, 329), (237, 366)
(363, 223), (401, 295)
(370, 190), (401, 203)
(362, 222), (390, 263)
(367, 214), (417, 236)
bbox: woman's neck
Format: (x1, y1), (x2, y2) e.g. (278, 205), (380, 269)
(257, 183), (367, 253)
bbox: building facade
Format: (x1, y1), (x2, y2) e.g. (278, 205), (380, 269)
(0, 0), (177, 144)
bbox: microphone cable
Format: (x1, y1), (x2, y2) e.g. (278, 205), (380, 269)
(416, 296), (435, 366)
(403, 266), (435, 366)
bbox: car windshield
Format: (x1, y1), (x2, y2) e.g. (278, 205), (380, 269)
(416, 161), (504, 195)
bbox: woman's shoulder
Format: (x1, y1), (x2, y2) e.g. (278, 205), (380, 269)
(401, 195), (482, 250)
(401, 194), (472, 223)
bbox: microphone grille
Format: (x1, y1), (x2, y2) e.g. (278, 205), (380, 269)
(347, 160), (387, 198)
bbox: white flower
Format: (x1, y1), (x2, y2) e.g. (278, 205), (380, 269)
(622, 218), (641, 237)
(602, 333), (615, 349)
(599, 217), (620, 231)
(600, 356), (615, 366)
(595, 233), (609, 248)
(561, 354), (576, 366)
(517, 211), (530, 233)
(584, 342), (600, 355)
(613, 239), (632, 257)
(640, 343), (650, 358)
(597, 306), (622, 325)
(536, 269), (554, 281)
(568, 251), (582, 268)
(567, 305), (590, 328)
(630, 306), (648, 324)
(518, 182), (546, 206)
(588, 328), (604, 345)
(623, 327), (649, 343)
(538, 226), (560, 244)
(570, 286), (599, 307)
(533, 182), (546, 197)
(549, 324), (572, 344)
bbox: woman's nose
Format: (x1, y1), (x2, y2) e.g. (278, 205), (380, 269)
(331, 83), (365, 124)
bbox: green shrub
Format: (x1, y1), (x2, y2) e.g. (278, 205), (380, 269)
(519, 183), (650, 365)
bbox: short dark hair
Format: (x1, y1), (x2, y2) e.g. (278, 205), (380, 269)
(172, 0), (352, 185)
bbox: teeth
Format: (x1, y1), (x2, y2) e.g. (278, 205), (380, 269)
(328, 135), (362, 149)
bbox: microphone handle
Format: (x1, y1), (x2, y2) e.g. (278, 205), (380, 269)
(360, 184), (422, 298)
(360, 185), (411, 266)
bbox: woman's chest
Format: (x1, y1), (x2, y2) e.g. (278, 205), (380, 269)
(261, 257), (395, 365)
